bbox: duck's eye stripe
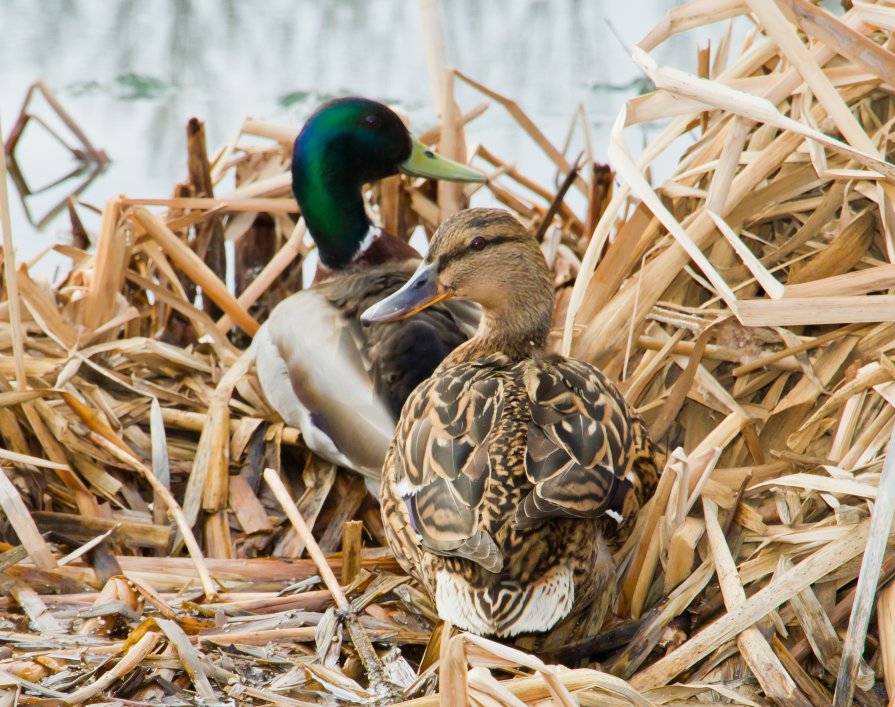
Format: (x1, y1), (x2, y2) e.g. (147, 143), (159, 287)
(436, 234), (525, 271)
(478, 235), (521, 248)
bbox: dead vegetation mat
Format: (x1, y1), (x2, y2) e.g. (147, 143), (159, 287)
(5, 1), (895, 704)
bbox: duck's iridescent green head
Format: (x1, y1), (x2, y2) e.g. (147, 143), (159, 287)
(292, 97), (485, 270)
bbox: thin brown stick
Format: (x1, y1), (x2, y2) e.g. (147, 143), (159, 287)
(123, 197), (298, 212)
(0, 117), (27, 387)
(341, 520), (364, 585)
(158, 407), (301, 445)
(732, 323), (865, 376)
(263, 468), (397, 702)
(35, 79), (109, 167)
(133, 207), (259, 336)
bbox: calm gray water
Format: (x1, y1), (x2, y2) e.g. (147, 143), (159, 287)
(0, 0), (718, 273)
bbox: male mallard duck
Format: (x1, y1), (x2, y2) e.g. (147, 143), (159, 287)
(253, 98), (484, 480)
(362, 208), (658, 638)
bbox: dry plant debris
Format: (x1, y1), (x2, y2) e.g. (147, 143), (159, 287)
(5, 0), (895, 704)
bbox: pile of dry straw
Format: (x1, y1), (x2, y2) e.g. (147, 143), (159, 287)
(4, 0), (895, 704)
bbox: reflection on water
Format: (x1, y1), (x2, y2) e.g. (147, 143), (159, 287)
(0, 0), (717, 261)
(6, 80), (111, 231)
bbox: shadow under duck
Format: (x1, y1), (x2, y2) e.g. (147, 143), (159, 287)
(362, 208), (659, 638)
(253, 98), (484, 481)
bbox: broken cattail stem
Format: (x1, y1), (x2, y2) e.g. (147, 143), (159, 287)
(341, 520), (364, 585)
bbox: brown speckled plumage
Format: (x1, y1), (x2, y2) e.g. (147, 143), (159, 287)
(373, 209), (658, 638)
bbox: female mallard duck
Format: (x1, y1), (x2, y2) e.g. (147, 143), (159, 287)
(362, 208), (658, 637)
(253, 98), (484, 480)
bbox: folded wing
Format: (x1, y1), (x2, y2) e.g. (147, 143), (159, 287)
(254, 288), (395, 478)
(514, 357), (657, 536)
(393, 355), (508, 572)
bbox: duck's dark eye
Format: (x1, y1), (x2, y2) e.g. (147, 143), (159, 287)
(469, 236), (487, 252)
(363, 114), (382, 129)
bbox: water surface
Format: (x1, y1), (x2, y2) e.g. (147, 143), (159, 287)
(0, 0), (719, 272)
